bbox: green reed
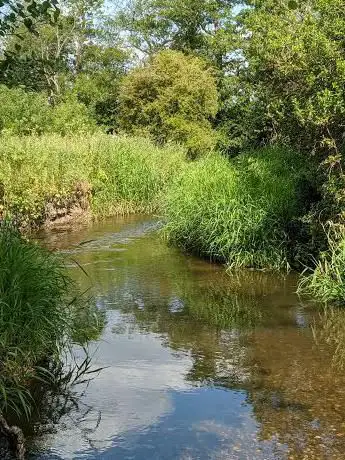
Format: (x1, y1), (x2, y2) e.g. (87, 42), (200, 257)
(0, 223), (104, 418)
(0, 134), (187, 227)
(164, 147), (309, 270)
(299, 227), (345, 304)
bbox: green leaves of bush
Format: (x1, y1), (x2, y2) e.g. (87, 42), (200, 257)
(0, 85), (97, 135)
(118, 50), (219, 157)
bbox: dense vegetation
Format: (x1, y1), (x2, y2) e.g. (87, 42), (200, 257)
(0, 134), (186, 228)
(118, 50), (219, 158)
(0, 223), (103, 422)
(1, 0), (345, 295)
(1, 1), (345, 452)
(2, 2), (345, 439)
(164, 147), (313, 270)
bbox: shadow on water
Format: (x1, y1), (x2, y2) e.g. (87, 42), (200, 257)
(29, 215), (345, 460)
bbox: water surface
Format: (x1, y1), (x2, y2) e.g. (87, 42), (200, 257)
(30, 215), (345, 459)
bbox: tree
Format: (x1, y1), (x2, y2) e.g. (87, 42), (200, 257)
(118, 50), (219, 157)
(239, 0), (345, 157)
(0, 0), (59, 37)
(1, 0), (104, 98)
(72, 44), (128, 127)
(1, 17), (75, 98)
(0, 0), (128, 115)
(116, 0), (239, 69)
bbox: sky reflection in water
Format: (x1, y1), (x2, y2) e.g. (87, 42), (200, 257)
(31, 215), (345, 460)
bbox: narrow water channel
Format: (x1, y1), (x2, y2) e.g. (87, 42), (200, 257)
(29, 215), (345, 460)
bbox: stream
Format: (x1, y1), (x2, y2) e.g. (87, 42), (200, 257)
(28, 215), (345, 460)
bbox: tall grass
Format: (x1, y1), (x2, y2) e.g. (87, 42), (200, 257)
(0, 223), (103, 418)
(0, 134), (314, 272)
(0, 134), (186, 227)
(164, 147), (310, 270)
(299, 228), (345, 303)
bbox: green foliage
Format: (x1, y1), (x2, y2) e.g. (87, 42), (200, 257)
(0, 0), (125, 110)
(239, 0), (345, 155)
(0, 222), (98, 416)
(0, 85), (51, 134)
(0, 85), (96, 135)
(116, 0), (237, 66)
(2, 0), (345, 304)
(0, 0), (59, 37)
(0, 134), (187, 227)
(89, 135), (186, 215)
(0, 225), (70, 360)
(49, 96), (97, 135)
(299, 228), (345, 303)
(164, 147), (312, 270)
(0, 19), (71, 97)
(72, 45), (128, 129)
(119, 50), (219, 157)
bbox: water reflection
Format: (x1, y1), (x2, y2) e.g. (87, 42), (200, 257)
(31, 216), (345, 459)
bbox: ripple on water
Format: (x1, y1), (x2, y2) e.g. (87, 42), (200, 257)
(29, 215), (345, 460)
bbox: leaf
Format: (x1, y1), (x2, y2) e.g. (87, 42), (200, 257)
(23, 17), (33, 30)
(288, 0), (298, 9)
(41, 0), (51, 13)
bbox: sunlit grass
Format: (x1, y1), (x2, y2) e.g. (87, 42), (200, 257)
(0, 134), (187, 227)
(0, 223), (104, 418)
(164, 147), (309, 270)
(299, 228), (345, 303)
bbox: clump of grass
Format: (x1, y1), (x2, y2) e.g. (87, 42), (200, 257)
(0, 134), (186, 228)
(0, 222), (103, 418)
(299, 227), (345, 303)
(89, 136), (187, 216)
(164, 147), (310, 270)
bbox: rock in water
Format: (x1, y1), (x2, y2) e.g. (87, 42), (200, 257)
(0, 416), (25, 459)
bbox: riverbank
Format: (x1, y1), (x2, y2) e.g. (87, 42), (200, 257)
(0, 223), (104, 458)
(163, 146), (315, 271)
(1, 133), (342, 303)
(0, 134), (187, 230)
(0, 135), (313, 267)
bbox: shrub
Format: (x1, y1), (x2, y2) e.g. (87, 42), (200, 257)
(0, 85), (51, 135)
(118, 50), (219, 157)
(48, 97), (97, 135)
(0, 85), (96, 136)
(164, 147), (311, 270)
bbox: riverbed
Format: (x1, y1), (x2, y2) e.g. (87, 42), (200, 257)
(29, 215), (345, 459)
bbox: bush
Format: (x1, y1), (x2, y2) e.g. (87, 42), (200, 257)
(48, 97), (97, 135)
(0, 134), (187, 227)
(164, 147), (311, 270)
(0, 85), (51, 135)
(118, 50), (219, 157)
(0, 85), (96, 136)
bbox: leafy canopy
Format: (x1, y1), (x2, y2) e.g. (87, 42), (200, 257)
(119, 50), (219, 157)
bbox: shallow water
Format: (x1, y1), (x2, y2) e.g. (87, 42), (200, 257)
(30, 215), (345, 460)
